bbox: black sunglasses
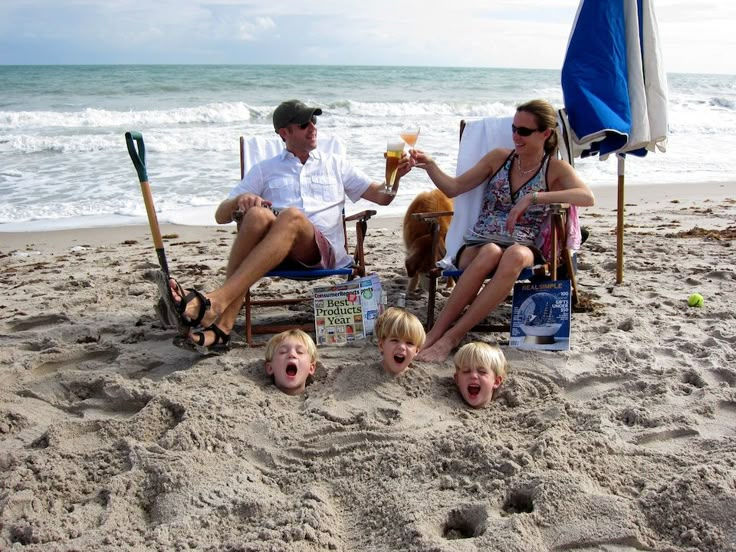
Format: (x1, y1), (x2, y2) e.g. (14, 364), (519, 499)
(512, 124), (541, 137)
(295, 115), (318, 130)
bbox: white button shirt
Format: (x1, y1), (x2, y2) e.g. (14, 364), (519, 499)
(229, 149), (372, 268)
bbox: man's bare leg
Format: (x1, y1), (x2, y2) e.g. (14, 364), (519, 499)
(175, 208), (276, 345)
(173, 208), (321, 343)
(417, 245), (533, 363)
(170, 206), (274, 327)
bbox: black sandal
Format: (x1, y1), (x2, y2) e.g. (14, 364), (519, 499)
(174, 286), (212, 328)
(173, 324), (231, 355)
(169, 279), (211, 329)
(154, 273), (190, 335)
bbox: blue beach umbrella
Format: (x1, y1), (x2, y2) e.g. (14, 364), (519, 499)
(560, 0), (668, 283)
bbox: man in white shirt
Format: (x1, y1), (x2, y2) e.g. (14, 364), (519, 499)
(170, 99), (410, 352)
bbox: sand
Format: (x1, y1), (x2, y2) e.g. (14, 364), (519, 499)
(1, 181), (735, 551)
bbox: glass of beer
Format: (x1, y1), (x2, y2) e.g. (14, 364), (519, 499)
(385, 140), (404, 195)
(400, 127), (420, 148)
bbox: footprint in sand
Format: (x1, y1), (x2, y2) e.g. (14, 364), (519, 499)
(17, 376), (148, 421)
(617, 406), (658, 428)
(32, 348), (120, 376)
(710, 367), (736, 387)
(10, 313), (70, 332)
(11, 378), (185, 452)
(3, 394), (85, 452)
(563, 375), (622, 402)
(633, 428), (700, 453)
(673, 369), (712, 396)
(699, 401), (736, 439)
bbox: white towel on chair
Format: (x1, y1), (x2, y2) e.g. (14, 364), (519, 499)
(241, 136), (283, 177)
(241, 135), (347, 177)
(438, 116), (515, 270)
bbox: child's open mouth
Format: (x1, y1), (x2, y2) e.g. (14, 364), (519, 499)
(467, 384), (481, 397)
(286, 361), (298, 377)
(393, 354), (406, 364)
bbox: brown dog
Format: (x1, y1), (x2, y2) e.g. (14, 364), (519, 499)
(403, 189), (454, 292)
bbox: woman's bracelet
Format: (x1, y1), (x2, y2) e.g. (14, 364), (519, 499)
(532, 191), (539, 205)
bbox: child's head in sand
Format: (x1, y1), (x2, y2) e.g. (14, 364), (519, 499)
(453, 342), (508, 408)
(264, 330), (317, 395)
(375, 307), (426, 376)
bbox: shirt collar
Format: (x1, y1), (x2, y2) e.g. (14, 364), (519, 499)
(281, 148), (322, 162)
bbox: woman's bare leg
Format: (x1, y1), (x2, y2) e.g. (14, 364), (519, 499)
(418, 244), (534, 362)
(421, 243), (503, 350)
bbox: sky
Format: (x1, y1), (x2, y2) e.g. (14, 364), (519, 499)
(1, 0), (734, 74)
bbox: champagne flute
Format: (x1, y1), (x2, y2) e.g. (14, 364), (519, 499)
(399, 127), (420, 149)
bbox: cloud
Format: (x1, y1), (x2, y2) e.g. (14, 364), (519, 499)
(0, 0), (734, 73)
(197, 4), (276, 41)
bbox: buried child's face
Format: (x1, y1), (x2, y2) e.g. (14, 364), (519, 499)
(454, 364), (503, 408)
(266, 337), (316, 395)
(379, 337), (419, 376)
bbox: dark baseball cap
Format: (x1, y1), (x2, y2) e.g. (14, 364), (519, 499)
(272, 100), (323, 132)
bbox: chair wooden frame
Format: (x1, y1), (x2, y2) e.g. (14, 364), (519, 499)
(237, 136), (376, 346)
(412, 120), (579, 331)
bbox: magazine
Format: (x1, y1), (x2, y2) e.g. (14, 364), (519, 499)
(509, 279), (571, 351)
(313, 274), (383, 346)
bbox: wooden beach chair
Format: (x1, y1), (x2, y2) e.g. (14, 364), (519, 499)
(236, 135), (376, 346)
(412, 116), (580, 331)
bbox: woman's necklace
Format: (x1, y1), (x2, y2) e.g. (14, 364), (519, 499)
(517, 155), (543, 176)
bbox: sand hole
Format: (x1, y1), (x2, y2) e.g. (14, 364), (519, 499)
(681, 370), (706, 388)
(9, 525), (35, 545)
(502, 487), (535, 514)
(442, 504), (488, 539)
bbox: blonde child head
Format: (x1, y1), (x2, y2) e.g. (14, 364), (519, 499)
(375, 307), (426, 375)
(265, 329), (318, 395)
(453, 342), (508, 408)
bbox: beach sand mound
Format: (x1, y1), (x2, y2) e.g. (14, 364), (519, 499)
(1, 191), (736, 551)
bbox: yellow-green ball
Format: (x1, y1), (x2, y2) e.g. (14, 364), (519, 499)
(688, 293), (704, 307)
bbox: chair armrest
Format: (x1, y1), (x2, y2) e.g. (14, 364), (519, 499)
(548, 203), (570, 214)
(345, 210), (376, 223)
(411, 210), (455, 221)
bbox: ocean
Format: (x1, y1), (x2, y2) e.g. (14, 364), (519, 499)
(1, 65), (735, 232)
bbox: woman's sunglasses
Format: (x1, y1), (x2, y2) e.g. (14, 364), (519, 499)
(512, 124), (541, 137)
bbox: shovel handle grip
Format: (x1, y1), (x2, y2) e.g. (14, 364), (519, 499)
(125, 131), (148, 182)
(124, 131), (169, 276)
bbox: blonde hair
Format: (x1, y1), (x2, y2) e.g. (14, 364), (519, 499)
(453, 342), (508, 379)
(516, 98), (559, 155)
(374, 307), (426, 349)
(265, 329), (317, 363)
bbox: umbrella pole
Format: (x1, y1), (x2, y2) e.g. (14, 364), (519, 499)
(616, 154), (625, 284)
